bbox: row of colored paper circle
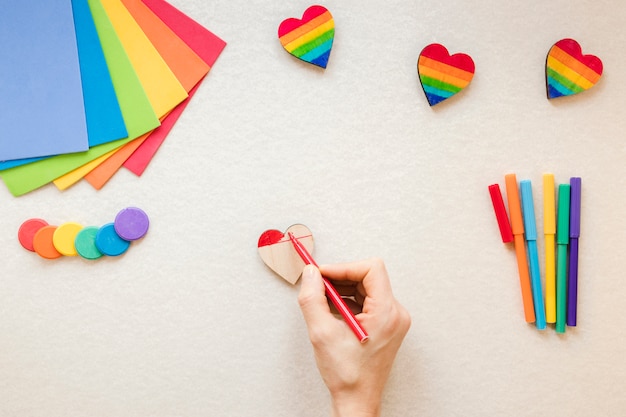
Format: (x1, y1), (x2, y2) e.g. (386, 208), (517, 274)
(18, 207), (149, 260)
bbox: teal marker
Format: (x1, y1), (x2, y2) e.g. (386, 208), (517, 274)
(520, 180), (546, 330)
(556, 184), (571, 334)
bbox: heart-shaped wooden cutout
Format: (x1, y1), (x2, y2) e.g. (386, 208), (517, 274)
(258, 224), (314, 284)
(546, 38), (603, 99)
(278, 5), (334, 68)
(417, 43), (475, 106)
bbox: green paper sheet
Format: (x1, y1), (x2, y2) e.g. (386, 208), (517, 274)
(0, 0), (160, 196)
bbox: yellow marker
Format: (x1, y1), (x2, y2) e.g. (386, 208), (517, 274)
(543, 174), (557, 323)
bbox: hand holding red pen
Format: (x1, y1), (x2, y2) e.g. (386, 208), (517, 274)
(288, 232), (368, 342)
(298, 259), (411, 417)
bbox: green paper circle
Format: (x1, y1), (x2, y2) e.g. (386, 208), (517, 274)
(75, 226), (103, 260)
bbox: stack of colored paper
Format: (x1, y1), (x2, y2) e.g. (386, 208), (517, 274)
(0, 0), (226, 196)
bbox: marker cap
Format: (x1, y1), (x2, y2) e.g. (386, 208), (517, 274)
(569, 177), (581, 238)
(520, 180), (537, 240)
(543, 174), (556, 234)
(488, 184), (513, 243)
(557, 184), (571, 244)
(504, 174), (524, 235)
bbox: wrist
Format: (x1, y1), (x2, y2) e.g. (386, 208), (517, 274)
(331, 393), (381, 417)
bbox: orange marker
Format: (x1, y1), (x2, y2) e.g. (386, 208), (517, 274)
(504, 174), (535, 323)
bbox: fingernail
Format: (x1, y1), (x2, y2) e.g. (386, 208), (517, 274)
(302, 264), (316, 280)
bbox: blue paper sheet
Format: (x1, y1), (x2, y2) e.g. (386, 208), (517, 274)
(0, 0), (128, 169)
(0, 0), (89, 161)
(73, 0), (128, 146)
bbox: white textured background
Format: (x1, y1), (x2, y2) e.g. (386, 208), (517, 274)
(2, 0), (626, 416)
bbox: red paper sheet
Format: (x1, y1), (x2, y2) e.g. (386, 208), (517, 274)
(122, 0), (226, 176)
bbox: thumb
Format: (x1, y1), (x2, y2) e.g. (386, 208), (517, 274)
(298, 265), (333, 330)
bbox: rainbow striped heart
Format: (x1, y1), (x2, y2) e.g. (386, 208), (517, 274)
(278, 5), (334, 68)
(546, 39), (603, 99)
(418, 44), (475, 106)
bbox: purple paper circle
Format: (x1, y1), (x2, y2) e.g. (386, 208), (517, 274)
(114, 207), (149, 241)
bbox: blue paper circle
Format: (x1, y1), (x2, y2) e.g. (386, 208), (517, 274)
(95, 223), (130, 256)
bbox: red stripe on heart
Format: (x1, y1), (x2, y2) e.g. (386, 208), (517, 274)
(420, 43), (475, 73)
(554, 39), (603, 75)
(278, 5), (328, 37)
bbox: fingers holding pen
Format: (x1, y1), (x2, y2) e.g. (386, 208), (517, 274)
(298, 265), (352, 342)
(317, 258), (411, 340)
(319, 258), (394, 299)
(298, 266), (331, 323)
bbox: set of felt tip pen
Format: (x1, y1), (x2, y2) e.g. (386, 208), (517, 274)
(489, 174), (581, 333)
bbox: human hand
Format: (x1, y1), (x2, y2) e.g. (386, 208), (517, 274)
(298, 258), (411, 417)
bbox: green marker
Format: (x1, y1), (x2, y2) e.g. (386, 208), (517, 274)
(556, 184), (571, 334)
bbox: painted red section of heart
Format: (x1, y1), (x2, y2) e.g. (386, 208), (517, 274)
(257, 229), (285, 247)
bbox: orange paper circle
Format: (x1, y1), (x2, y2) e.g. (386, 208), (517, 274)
(33, 226), (62, 259)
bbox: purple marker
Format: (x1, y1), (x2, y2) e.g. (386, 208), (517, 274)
(567, 177), (581, 326)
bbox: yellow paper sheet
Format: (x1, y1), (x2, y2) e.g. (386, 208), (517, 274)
(100, 0), (187, 118)
(53, 149), (119, 190)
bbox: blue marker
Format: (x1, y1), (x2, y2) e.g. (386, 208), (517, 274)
(520, 180), (547, 330)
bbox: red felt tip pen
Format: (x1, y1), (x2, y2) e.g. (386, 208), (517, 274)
(288, 232), (369, 343)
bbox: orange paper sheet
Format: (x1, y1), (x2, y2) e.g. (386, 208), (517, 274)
(84, 134), (149, 189)
(53, 148), (118, 190)
(121, 0), (209, 92)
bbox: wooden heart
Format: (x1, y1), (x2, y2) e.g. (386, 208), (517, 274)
(278, 5), (334, 68)
(417, 43), (475, 106)
(258, 224), (314, 284)
(546, 38), (603, 99)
